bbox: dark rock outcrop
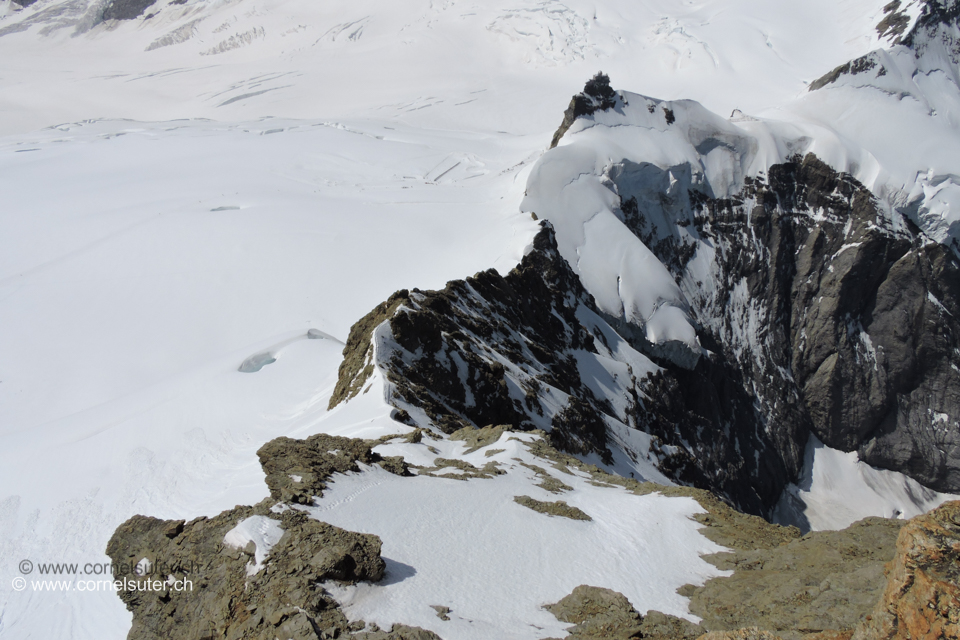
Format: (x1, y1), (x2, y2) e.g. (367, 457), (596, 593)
(551, 72), (620, 148)
(330, 222), (809, 514)
(101, 0), (157, 21)
(543, 74), (960, 504)
(813, 0), (960, 89)
(609, 149), (960, 501)
(876, 0), (913, 42)
(902, 0), (960, 48)
(331, 116), (960, 516)
(674, 154), (960, 493)
(809, 53), (881, 91)
(334, 223), (617, 462)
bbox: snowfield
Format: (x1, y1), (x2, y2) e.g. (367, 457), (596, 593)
(318, 448), (725, 639)
(1, 0), (958, 637)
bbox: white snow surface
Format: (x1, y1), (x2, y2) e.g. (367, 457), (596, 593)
(223, 515), (286, 575)
(0, 117), (536, 638)
(777, 8), (960, 248)
(0, 0), (958, 637)
(774, 435), (960, 532)
(0, 0), (898, 137)
(315, 432), (728, 639)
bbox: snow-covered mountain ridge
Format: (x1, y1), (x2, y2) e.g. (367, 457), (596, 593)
(2, 0), (960, 637)
(323, 62), (960, 518)
(510, 0), (960, 514)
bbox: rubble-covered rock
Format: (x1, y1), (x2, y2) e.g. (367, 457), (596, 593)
(852, 500), (960, 640)
(513, 495), (592, 521)
(545, 585), (644, 639)
(684, 516), (903, 640)
(258, 433), (409, 505)
(107, 505), (385, 640)
(106, 433), (427, 640)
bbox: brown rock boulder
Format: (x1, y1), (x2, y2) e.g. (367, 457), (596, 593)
(853, 500), (960, 640)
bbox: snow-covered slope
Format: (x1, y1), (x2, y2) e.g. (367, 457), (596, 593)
(0, 114), (538, 638)
(0, 0), (902, 136)
(774, 435), (959, 532)
(782, 0), (960, 250)
(2, 0), (959, 637)
(317, 431), (726, 639)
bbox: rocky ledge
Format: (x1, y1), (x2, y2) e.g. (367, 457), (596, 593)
(543, 500), (960, 640)
(107, 421), (959, 640)
(106, 434), (439, 640)
(327, 221), (799, 514)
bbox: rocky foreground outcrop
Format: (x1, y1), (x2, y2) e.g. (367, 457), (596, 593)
(106, 434), (439, 640)
(108, 423), (959, 640)
(852, 500), (960, 639)
(685, 517), (905, 639)
(544, 501), (960, 640)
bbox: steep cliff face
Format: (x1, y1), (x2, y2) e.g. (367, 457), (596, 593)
(329, 223), (811, 514)
(520, 58), (960, 511)
(667, 154), (960, 494)
(331, 224), (671, 475)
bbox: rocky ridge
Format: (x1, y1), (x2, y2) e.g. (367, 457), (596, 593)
(106, 434), (441, 640)
(535, 69), (960, 513)
(542, 501), (960, 640)
(327, 68), (960, 519)
(106, 414), (960, 639)
(328, 220), (804, 513)
(329, 148), (960, 518)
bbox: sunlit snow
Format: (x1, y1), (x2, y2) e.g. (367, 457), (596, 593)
(0, 0), (956, 637)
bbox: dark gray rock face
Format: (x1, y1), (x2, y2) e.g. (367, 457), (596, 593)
(550, 72), (619, 148)
(101, 0), (156, 21)
(809, 53), (882, 91)
(345, 223), (617, 462)
(634, 153), (960, 494)
(902, 0), (960, 47)
(332, 223), (804, 515)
